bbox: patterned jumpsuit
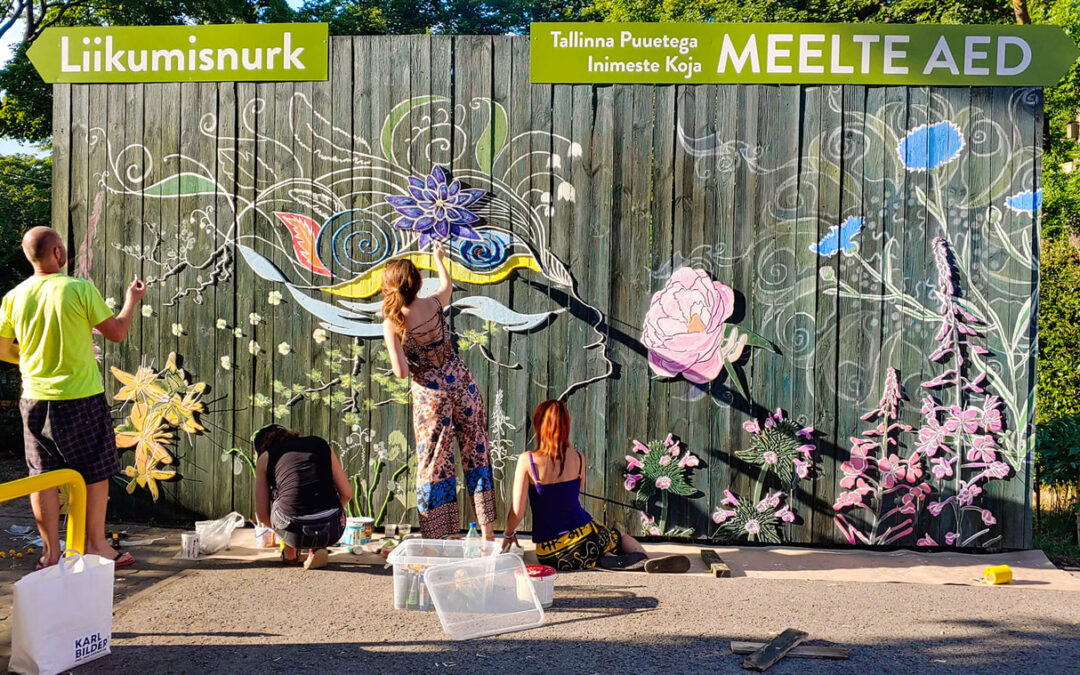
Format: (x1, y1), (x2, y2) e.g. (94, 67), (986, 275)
(404, 298), (496, 539)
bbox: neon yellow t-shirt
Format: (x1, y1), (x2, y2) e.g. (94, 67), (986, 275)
(0, 274), (113, 400)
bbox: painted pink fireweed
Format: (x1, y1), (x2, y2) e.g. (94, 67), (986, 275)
(832, 367), (922, 546)
(655, 476), (672, 490)
(914, 237), (1008, 548)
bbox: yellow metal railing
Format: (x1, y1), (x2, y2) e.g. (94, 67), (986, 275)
(0, 469), (86, 555)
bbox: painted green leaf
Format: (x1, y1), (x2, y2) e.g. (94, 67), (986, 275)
(474, 99), (508, 175)
(723, 358), (749, 400)
(380, 95), (447, 164)
(142, 172), (222, 197)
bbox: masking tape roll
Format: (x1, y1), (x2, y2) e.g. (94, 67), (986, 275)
(983, 564), (1012, 585)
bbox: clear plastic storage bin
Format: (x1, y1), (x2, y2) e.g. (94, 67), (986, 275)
(423, 553), (545, 640)
(384, 538), (500, 611)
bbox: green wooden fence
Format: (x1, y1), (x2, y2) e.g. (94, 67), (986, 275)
(49, 35), (1039, 548)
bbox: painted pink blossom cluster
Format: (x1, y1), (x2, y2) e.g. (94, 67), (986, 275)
(738, 408), (815, 483)
(833, 368), (926, 547)
(711, 488), (795, 544)
(624, 433), (699, 493)
(914, 237), (1007, 548)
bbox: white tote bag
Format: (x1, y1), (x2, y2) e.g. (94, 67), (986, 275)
(9, 553), (115, 675)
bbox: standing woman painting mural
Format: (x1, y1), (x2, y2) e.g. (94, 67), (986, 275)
(381, 243), (496, 540)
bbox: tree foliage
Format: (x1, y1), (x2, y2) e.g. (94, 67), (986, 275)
(0, 153), (47, 288)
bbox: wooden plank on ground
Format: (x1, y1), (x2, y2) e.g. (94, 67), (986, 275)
(730, 642), (849, 660)
(699, 548), (731, 577)
(742, 628), (808, 671)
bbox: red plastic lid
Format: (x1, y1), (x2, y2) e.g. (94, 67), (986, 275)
(526, 564), (556, 578)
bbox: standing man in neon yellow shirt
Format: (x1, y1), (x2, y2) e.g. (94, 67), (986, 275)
(0, 227), (145, 569)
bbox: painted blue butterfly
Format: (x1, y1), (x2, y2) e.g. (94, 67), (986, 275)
(811, 216), (863, 257)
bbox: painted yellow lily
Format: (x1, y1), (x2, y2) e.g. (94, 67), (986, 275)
(115, 403), (174, 466)
(111, 365), (168, 403)
(124, 461), (177, 501)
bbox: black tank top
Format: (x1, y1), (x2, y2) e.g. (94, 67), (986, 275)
(266, 436), (339, 517)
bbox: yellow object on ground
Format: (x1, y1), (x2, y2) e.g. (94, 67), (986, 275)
(0, 468), (86, 554)
(983, 564), (1013, 584)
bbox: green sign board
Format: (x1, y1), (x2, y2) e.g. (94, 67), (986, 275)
(28, 23), (329, 84)
(530, 22), (1080, 86)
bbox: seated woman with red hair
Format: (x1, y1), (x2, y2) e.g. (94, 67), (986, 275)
(501, 400), (689, 573)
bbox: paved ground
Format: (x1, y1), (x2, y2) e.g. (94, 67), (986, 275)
(2, 449), (1079, 674)
(75, 555), (1080, 674)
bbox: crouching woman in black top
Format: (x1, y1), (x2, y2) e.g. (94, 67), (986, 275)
(253, 424), (354, 569)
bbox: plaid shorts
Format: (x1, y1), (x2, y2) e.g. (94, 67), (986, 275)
(20, 393), (120, 485)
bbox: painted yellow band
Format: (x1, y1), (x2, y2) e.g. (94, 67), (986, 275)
(323, 252), (542, 299)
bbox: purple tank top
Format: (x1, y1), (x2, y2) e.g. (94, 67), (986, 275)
(526, 452), (593, 543)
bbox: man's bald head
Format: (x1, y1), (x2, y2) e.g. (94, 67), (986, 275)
(22, 227), (65, 269)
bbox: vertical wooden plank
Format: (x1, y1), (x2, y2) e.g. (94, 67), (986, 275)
(52, 84), (71, 244)
(66, 86), (88, 281)
(708, 83), (740, 540)
(810, 85), (842, 544)
(213, 80), (238, 516)
(787, 85), (819, 543)
(452, 35), (492, 530)
(488, 35), (517, 522)
(230, 81), (257, 519)
(584, 84), (614, 526)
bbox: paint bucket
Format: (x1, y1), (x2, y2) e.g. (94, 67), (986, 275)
(525, 564), (556, 608)
(254, 523), (276, 548)
(180, 532), (200, 560)
(358, 517), (375, 544)
(983, 564), (1012, 585)
(343, 518), (364, 547)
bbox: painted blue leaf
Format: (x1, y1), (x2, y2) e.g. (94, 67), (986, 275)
(450, 296), (556, 332)
(237, 245), (289, 283)
(284, 285), (384, 338)
(897, 121), (965, 171)
(1005, 188), (1042, 213)
(810, 216), (863, 257)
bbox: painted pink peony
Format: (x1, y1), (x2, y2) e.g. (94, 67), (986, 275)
(641, 267), (748, 384)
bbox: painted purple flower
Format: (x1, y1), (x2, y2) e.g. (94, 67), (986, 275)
(624, 473), (642, 490)
(986, 461), (1010, 479)
(385, 165), (485, 248)
(916, 534), (938, 546)
(931, 456), (956, 479)
(664, 433), (675, 446)
(982, 396), (1003, 433)
(981, 509), (997, 526)
(877, 454), (906, 489)
(712, 507), (736, 524)
(744, 519), (761, 535)
(796, 426), (814, 440)
(793, 458), (810, 479)
(641, 267), (748, 384)
(658, 455), (672, 466)
(625, 455), (644, 471)
(776, 506), (796, 523)
(742, 419), (761, 434)
(916, 418), (947, 457)
(966, 435), (997, 463)
(944, 532), (959, 546)
(668, 443), (681, 457)
(945, 406), (980, 434)
(928, 496), (954, 516)
(721, 490), (739, 507)
(678, 453), (699, 468)
(833, 491), (866, 510)
(957, 481), (982, 506)
(655, 476), (672, 490)
(632, 440), (649, 454)
(763, 451), (779, 465)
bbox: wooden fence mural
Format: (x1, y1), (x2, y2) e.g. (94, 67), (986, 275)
(50, 35), (1040, 549)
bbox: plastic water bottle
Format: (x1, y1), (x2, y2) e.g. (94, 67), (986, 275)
(463, 521), (482, 558)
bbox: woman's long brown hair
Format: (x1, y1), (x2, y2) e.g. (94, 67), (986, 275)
(532, 399), (570, 472)
(381, 259), (422, 336)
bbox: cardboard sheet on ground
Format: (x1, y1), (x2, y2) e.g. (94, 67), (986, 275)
(193, 530), (1080, 591)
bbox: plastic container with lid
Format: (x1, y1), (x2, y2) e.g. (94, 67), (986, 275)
(423, 553), (545, 640)
(524, 564), (557, 608)
(385, 538), (501, 611)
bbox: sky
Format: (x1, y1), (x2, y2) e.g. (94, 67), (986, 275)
(1, 2), (306, 155)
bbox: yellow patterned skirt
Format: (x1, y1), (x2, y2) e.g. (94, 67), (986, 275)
(535, 520), (622, 571)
